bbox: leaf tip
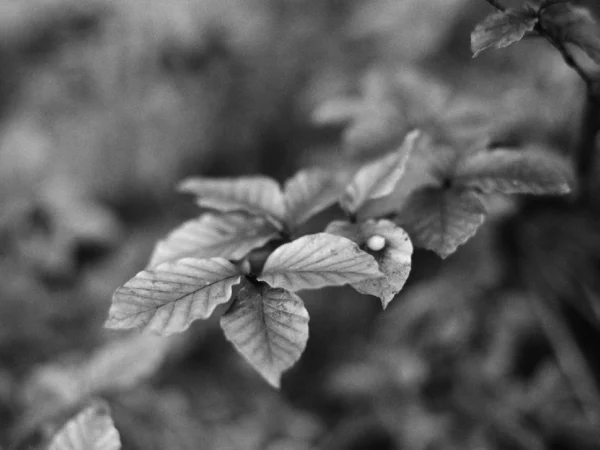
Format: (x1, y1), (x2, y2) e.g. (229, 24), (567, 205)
(265, 373), (282, 389)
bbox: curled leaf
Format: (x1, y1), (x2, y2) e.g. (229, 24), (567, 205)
(259, 233), (382, 291)
(106, 258), (241, 335)
(326, 219), (413, 308)
(220, 284), (309, 388)
(341, 130), (421, 214)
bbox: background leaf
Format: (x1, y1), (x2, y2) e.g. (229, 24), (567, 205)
(106, 258), (241, 335)
(23, 334), (170, 413)
(220, 284), (309, 388)
(148, 213), (279, 268)
(397, 187), (487, 258)
(340, 130), (421, 214)
(283, 168), (347, 227)
(178, 176), (286, 224)
(48, 402), (121, 450)
(454, 147), (573, 195)
(471, 8), (538, 57)
(326, 219), (413, 308)
(259, 233), (382, 291)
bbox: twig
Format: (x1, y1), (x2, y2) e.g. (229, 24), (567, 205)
(574, 96), (600, 204)
(483, 0), (599, 100)
(535, 25), (598, 98)
(484, 0), (506, 12)
(481, 0), (600, 427)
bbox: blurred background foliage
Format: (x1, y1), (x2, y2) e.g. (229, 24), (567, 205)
(2, 0), (600, 449)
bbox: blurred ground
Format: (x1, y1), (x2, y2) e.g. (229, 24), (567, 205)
(2, 0), (600, 449)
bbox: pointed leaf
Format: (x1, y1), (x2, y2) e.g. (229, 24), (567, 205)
(341, 130), (421, 214)
(454, 148), (573, 195)
(178, 176), (286, 223)
(397, 187), (487, 258)
(49, 402), (121, 450)
(283, 168), (347, 226)
(471, 8), (538, 57)
(220, 284), (309, 388)
(148, 213), (279, 268)
(106, 258), (241, 335)
(259, 233), (382, 291)
(326, 220), (413, 308)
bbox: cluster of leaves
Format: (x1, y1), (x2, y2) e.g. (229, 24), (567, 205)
(317, 76), (574, 257)
(471, 0), (600, 67)
(105, 117), (572, 398)
(105, 131), (421, 388)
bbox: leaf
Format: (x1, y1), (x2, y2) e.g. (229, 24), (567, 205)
(454, 148), (573, 195)
(397, 187), (487, 258)
(259, 233), (382, 291)
(283, 168), (347, 227)
(48, 402), (121, 450)
(326, 220), (413, 308)
(24, 334), (170, 411)
(542, 4), (600, 65)
(341, 130), (421, 214)
(106, 258), (241, 335)
(220, 284), (309, 388)
(356, 133), (454, 221)
(76, 334), (170, 395)
(148, 213), (279, 268)
(178, 176), (286, 224)
(471, 8), (538, 57)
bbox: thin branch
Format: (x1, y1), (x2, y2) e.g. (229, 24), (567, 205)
(482, 0), (598, 99)
(484, 0), (506, 12)
(481, 0), (600, 425)
(535, 25), (598, 98)
(575, 96), (600, 204)
(481, 0), (600, 200)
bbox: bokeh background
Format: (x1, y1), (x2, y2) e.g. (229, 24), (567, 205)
(2, 0), (600, 449)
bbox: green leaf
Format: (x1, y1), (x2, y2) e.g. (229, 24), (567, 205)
(326, 219), (413, 308)
(542, 4), (600, 65)
(220, 284), (309, 388)
(454, 148), (573, 195)
(340, 130), (421, 214)
(283, 168), (347, 227)
(397, 187), (487, 258)
(106, 258), (241, 335)
(148, 213), (279, 268)
(178, 176), (286, 224)
(471, 8), (538, 57)
(48, 402), (121, 450)
(259, 233), (382, 291)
